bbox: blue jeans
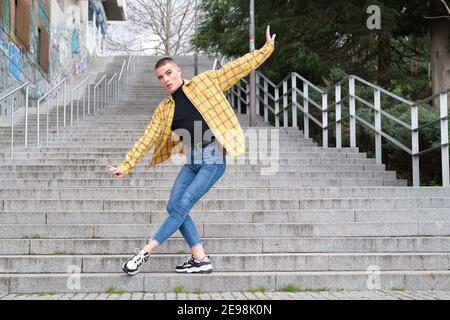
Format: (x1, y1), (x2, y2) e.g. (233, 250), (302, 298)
(152, 140), (227, 247)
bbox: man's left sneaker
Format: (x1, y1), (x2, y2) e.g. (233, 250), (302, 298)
(175, 255), (213, 274)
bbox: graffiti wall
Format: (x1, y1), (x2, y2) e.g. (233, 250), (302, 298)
(0, 0), (51, 99)
(0, 0), (92, 104)
(50, 22), (90, 84)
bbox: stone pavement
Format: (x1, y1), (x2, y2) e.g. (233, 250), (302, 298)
(0, 290), (450, 300)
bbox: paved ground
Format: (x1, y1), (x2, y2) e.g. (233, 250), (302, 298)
(0, 290), (449, 300)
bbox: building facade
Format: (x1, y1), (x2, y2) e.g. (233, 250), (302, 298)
(0, 0), (126, 116)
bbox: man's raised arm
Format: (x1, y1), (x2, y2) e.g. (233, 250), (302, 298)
(207, 25), (276, 92)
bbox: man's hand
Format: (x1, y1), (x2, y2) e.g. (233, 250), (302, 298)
(265, 25), (276, 46)
(107, 165), (125, 178)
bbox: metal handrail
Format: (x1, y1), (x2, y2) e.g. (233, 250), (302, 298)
(70, 76), (90, 129)
(37, 78), (66, 102)
(213, 56), (450, 187)
(93, 74), (107, 115)
(0, 82), (29, 100)
(11, 57), (129, 153)
(118, 59), (126, 81)
(107, 73), (117, 107)
(0, 82), (30, 158)
(36, 78), (66, 147)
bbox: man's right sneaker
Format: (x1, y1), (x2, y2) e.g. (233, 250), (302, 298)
(121, 249), (149, 276)
(175, 255), (213, 274)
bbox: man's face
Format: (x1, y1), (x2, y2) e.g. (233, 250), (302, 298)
(155, 61), (183, 94)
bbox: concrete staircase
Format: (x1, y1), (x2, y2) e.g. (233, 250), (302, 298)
(0, 56), (449, 294)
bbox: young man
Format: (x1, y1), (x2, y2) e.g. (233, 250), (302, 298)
(107, 26), (276, 276)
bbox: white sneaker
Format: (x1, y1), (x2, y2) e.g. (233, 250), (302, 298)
(121, 249), (149, 276)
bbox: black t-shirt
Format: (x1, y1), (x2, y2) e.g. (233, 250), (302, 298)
(170, 82), (215, 145)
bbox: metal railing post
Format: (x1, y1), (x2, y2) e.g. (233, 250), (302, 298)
(37, 99), (40, 147)
(349, 76), (356, 147)
(10, 96), (13, 158)
(322, 92), (328, 147)
(237, 82), (241, 114)
(46, 97), (49, 146)
(76, 95), (80, 125)
(24, 85), (29, 147)
(264, 80), (268, 123)
(374, 88), (382, 164)
(411, 103), (420, 186)
(246, 81), (250, 114)
(93, 86), (96, 116)
(292, 74), (297, 128)
(104, 77), (107, 111)
(275, 86), (280, 127)
(303, 83), (309, 138)
(87, 81), (90, 116)
(335, 83), (342, 148)
(440, 93), (449, 187)
(256, 73), (260, 115)
(63, 80), (67, 127)
(283, 80), (288, 127)
(70, 91), (74, 128)
(56, 90), (59, 133)
(107, 81), (110, 107)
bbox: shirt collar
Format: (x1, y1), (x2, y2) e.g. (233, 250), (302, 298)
(168, 79), (189, 102)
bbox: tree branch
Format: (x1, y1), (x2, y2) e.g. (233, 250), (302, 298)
(440, 0), (450, 14)
(424, 0), (450, 19)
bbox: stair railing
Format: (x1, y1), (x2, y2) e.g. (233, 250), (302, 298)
(212, 57), (449, 187)
(36, 78), (66, 147)
(69, 75), (91, 129)
(107, 73), (117, 107)
(0, 82), (30, 158)
(3, 56), (135, 157)
(93, 74), (107, 115)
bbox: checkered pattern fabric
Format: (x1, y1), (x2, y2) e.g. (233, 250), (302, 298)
(118, 43), (275, 176)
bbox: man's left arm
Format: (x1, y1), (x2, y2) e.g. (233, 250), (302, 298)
(207, 43), (274, 92)
(207, 25), (276, 92)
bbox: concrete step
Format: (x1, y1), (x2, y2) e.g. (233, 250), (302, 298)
(1, 270), (450, 293)
(1, 208), (449, 225)
(0, 162), (393, 172)
(2, 149), (369, 160)
(1, 253), (448, 274)
(2, 236), (449, 255)
(0, 175), (405, 187)
(2, 186), (448, 200)
(0, 172), (397, 187)
(0, 221), (449, 238)
(5, 196), (445, 211)
(0, 170), (399, 181)
(0, 159), (385, 168)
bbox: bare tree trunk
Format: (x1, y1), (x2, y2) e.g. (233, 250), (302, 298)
(431, 19), (450, 101)
(377, 31), (391, 88)
(116, 0), (195, 56)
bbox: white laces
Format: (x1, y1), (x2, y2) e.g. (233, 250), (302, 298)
(129, 249), (147, 267)
(182, 255), (194, 264)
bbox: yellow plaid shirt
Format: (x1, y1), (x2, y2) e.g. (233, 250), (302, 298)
(118, 42), (275, 176)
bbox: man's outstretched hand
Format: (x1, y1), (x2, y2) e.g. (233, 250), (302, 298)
(107, 165), (125, 178)
(265, 25), (276, 46)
